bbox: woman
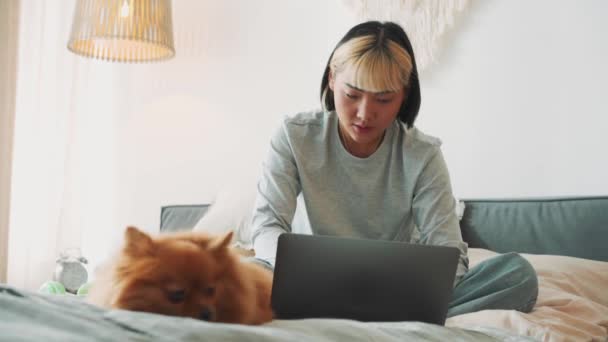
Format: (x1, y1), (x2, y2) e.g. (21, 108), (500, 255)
(250, 21), (538, 317)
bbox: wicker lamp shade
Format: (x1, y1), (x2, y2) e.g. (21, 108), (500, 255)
(67, 0), (175, 62)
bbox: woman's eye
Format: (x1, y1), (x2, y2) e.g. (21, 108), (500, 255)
(345, 92), (359, 100)
(167, 289), (186, 303)
(205, 286), (216, 297)
(377, 98), (392, 104)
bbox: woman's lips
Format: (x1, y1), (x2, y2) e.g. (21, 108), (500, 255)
(353, 124), (372, 134)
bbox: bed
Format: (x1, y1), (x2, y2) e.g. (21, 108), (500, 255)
(1, 196), (606, 341)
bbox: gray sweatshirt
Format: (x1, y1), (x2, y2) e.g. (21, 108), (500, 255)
(251, 110), (469, 282)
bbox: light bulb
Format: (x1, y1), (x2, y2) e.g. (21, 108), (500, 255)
(120, 0), (130, 18)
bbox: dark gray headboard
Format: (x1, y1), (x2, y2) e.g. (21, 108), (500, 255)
(159, 196), (608, 262)
(460, 196), (608, 262)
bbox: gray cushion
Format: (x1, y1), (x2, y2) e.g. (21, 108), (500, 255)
(460, 197), (608, 261)
(160, 204), (210, 232)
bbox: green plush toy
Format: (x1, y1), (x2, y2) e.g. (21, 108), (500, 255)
(76, 282), (92, 296)
(39, 280), (92, 297)
(39, 281), (66, 295)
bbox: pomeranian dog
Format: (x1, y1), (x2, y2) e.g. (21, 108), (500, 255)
(87, 226), (273, 325)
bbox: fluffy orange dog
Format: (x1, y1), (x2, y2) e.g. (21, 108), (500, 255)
(87, 226), (273, 324)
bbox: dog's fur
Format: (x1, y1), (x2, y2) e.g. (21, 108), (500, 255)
(87, 227), (273, 324)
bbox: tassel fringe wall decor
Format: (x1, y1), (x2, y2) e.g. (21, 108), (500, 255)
(341, 0), (470, 73)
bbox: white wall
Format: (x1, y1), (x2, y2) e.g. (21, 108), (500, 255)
(80, 0), (608, 265)
(418, 0), (608, 198)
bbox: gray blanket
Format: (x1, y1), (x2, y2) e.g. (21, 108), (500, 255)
(0, 285), (534, 342)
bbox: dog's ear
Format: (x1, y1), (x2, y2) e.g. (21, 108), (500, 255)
(209, 231), (234, 253)
(123, 226), (155, 257)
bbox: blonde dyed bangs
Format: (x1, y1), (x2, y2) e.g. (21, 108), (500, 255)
(330, 35), (413, 93)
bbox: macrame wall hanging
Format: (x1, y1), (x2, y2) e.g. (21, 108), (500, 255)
(341, 0), (470, 73)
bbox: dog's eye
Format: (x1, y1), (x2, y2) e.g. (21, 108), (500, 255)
(204, 286), (215, 297)
(167, 289), (186, 303)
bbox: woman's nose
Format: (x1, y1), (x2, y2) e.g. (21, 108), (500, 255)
(356, 98), (376, 122)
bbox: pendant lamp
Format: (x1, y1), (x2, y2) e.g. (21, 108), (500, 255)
(67, 0), (175, 62)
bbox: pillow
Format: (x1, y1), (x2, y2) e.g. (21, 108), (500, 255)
(466, 248), (608, 306)
(192, 177), (257, 249)
(191, 180), (310, 250)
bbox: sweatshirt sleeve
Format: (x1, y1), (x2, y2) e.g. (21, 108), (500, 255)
(250, 121), (301, 266)
(412, 147), (469, 285)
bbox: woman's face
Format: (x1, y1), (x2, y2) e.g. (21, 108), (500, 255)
(329, 68), (406, 156)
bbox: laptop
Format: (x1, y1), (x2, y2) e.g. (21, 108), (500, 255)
(271, 234), (460, 325)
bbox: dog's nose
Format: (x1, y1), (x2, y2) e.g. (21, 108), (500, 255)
(200, 307), (214, 321)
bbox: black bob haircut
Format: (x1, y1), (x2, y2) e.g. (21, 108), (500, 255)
(320, 21), (421, 128)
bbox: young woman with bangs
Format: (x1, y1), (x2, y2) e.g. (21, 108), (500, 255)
(250, 21), (538, 317)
